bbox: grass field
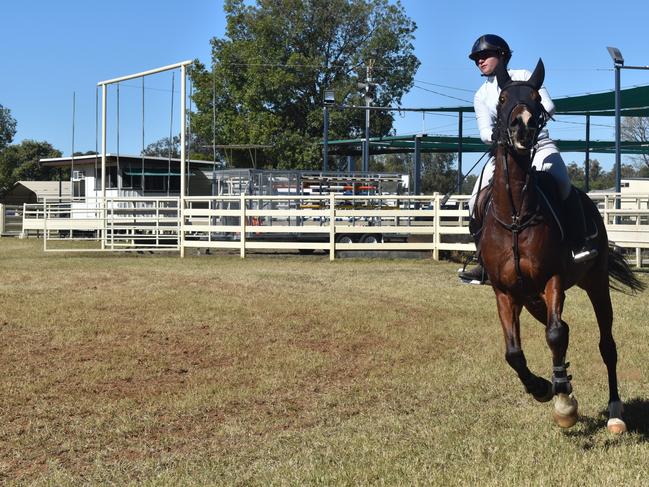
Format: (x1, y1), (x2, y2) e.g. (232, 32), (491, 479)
(1, 238), (648, 486)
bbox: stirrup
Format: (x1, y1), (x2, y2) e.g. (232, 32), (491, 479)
(572, 247), (598, 264)
(458, 264), (488, 285)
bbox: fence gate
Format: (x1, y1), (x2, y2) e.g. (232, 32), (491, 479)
(23, 197), (180, 252)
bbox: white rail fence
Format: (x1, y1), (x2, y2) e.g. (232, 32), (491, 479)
(181, 194), (473, 260)
(18, 193), (649, 266)
(23, 197), (179, 252)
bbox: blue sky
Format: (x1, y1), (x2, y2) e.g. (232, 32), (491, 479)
(2, 0), (648, 174)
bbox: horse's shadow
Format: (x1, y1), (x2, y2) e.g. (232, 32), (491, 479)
(565, 397), (649, 443)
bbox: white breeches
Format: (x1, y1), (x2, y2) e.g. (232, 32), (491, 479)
(468, 140), (571, 214)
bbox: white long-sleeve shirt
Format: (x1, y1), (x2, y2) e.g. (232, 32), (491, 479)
(474, 69), (555, 145)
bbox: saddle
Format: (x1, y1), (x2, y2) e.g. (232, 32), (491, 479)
(471, 173), (597, 251)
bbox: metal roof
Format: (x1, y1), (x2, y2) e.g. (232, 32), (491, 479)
(40, 154), (222, 168)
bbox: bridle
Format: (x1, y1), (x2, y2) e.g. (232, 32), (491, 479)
(493, 81), (551, 155)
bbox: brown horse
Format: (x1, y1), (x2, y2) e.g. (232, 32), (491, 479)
(478, 58), (645, 432)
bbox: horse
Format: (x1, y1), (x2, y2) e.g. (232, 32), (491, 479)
(476, 58), (645, 433)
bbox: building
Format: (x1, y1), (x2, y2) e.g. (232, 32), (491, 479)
(39, 154), (224, 200)
(0, 180), (71, 205)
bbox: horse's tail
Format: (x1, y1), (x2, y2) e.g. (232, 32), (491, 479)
(608, 245), (646, 294)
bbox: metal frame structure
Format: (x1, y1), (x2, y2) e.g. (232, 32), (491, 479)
(98, 60), (192, 254)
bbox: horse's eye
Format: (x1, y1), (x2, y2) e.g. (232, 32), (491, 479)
(499, 96), (505, 104)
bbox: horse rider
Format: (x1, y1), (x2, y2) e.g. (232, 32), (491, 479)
(459, 34), (598, 284)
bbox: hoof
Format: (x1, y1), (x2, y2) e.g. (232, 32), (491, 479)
(552, 393), (578, 428)
(607, 400), (626, 434)
(607, 418), (627, 434)
(532, 379), (554, 403)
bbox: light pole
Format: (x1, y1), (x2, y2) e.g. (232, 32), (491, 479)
(323, 89), (335, 172)
(358, 62), (376, 173)
(607, 47), (624, 197)
(606, 46), (649, 211)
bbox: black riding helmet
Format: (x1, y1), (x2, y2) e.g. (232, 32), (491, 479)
(469, 34), (512, 64)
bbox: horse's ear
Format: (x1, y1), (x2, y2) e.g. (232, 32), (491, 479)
(528, 58), (545, 89)
(495, 61), (511, 89)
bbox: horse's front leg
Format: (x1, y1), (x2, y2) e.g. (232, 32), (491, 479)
(495, 289), (553, 402)
(544, 275), (578, 427)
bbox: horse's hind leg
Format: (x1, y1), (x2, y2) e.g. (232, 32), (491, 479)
(582, 275), (627, 434)
(495, 290), (552, 402)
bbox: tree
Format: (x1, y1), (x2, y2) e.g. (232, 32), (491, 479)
(142, 135), (181, 158)
(190, 0), (419, 169)
(421, 152), (457, 194)
(567, 161), (585, 190)
(621, 117), (649, 171)
(0, 104), (17, 151)
(370, 151), (459, 194)
(587, 159), (615, 191)
(0, 140), (62, 192)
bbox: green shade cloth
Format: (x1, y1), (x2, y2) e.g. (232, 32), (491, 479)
(327, 135), (649, 155)
(422, 84), (649, 117)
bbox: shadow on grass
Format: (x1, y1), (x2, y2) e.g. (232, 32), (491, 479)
(564, 397), (649, 444)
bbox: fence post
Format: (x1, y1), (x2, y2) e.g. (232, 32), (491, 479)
(43, 198), (48, 251)
(177, 198), (182, 254)
(0, 203), (4, 236)
(21, 203), (26, 238)
(329, 193), (335, 261)
(637, 196), (642, 267)
(240, 193), (246, 259)
(433, 192), (440, 260)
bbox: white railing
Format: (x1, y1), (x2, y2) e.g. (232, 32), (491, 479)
(18, 193), (649, 266)
(182, 193), (472, 260)
(589, 193), (649, 267)
(23, 197), (179, 252)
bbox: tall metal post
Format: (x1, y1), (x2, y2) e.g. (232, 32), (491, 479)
(362, 63), (373, 173)
(180, 64), (187, 257)
(457, 112), (463, 193)
(323, 105), (329, 172)
(101, 84), (107, 250)
(614, 63), (622, 200)
(584, 114), (590, 193)
(606, 46), (649, 213)
(363, 98), (370, 172)
(101, 85), (107, 199)
(414, 134), (422, 195)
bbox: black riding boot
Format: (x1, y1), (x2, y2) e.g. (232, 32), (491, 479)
(458, 217), (488, 284)
(564, 187), (598, 263)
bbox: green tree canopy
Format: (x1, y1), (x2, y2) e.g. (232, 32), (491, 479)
(0, 104), (17, 151)
(371, 152), (460, 194)
(0, 140), (62, 192)
(190, 0), (419, 169)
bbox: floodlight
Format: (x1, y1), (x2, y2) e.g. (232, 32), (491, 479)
(323, 89), (335, 105)
(607, 46), (624, 65)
